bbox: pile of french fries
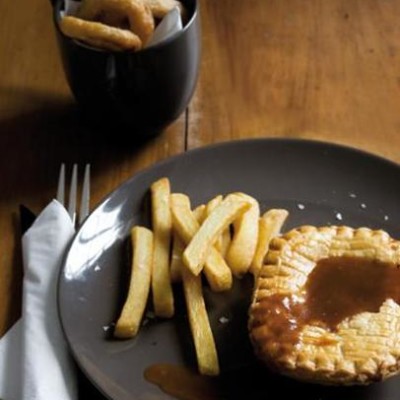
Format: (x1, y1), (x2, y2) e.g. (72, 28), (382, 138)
(114, 177), (289, 375)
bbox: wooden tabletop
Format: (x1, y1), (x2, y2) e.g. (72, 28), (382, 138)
(1, 0), (400, 396)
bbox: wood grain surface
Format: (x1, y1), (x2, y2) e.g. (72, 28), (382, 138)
(1, 0), (400, 397)
(190, 0), (400, 162)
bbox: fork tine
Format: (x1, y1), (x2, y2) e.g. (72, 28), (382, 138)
(79, 164), (91, 225)
(68, 164), (78, 225)
(57, 164), (65, 205)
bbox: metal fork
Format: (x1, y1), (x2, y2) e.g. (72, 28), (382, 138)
(56, 164), (91, 227)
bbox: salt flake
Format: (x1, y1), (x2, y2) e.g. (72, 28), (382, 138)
(219, 316), (230, 324)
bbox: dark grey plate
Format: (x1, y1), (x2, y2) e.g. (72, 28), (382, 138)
(59, 139), (400, 400)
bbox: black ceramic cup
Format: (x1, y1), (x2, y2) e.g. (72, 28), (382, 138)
(52, 0), (200, 137)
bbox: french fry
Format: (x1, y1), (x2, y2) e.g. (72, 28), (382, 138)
(182, 265), (220, 376)
(171, 194), (232, 291)
(114, 226), (153, 338)
(193, 204), (206, 224)
(205, 196), (232, 257)
(226, 193), (260, 277)
(250, 209), (289, 276)
(205, 195), (223, 252)
(183, 194), (251, 275)
(205, 195), (223, 215)
(220, 227), (231, 257)
(202, 249), (232, 292)
(170, 204), (206, 283)
(170, 233), (185, 283)
(151, 177), (174, 318)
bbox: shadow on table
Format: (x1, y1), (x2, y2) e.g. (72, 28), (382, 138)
(0, 86), (168, 202)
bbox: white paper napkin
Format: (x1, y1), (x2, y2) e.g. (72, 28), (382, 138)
(0, 320), (23, 399)
(0, 199), (77, 400)
(146, 7), (183, 47)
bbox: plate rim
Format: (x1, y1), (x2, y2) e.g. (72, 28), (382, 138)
(71, 138), (400, 229)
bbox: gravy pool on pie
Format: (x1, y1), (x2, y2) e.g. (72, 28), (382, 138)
(249, 225), (400, 385)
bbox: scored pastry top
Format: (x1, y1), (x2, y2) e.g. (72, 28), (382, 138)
(249, 225), (400, 385)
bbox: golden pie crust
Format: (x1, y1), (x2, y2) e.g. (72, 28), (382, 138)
(249, 225), (400, 385)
